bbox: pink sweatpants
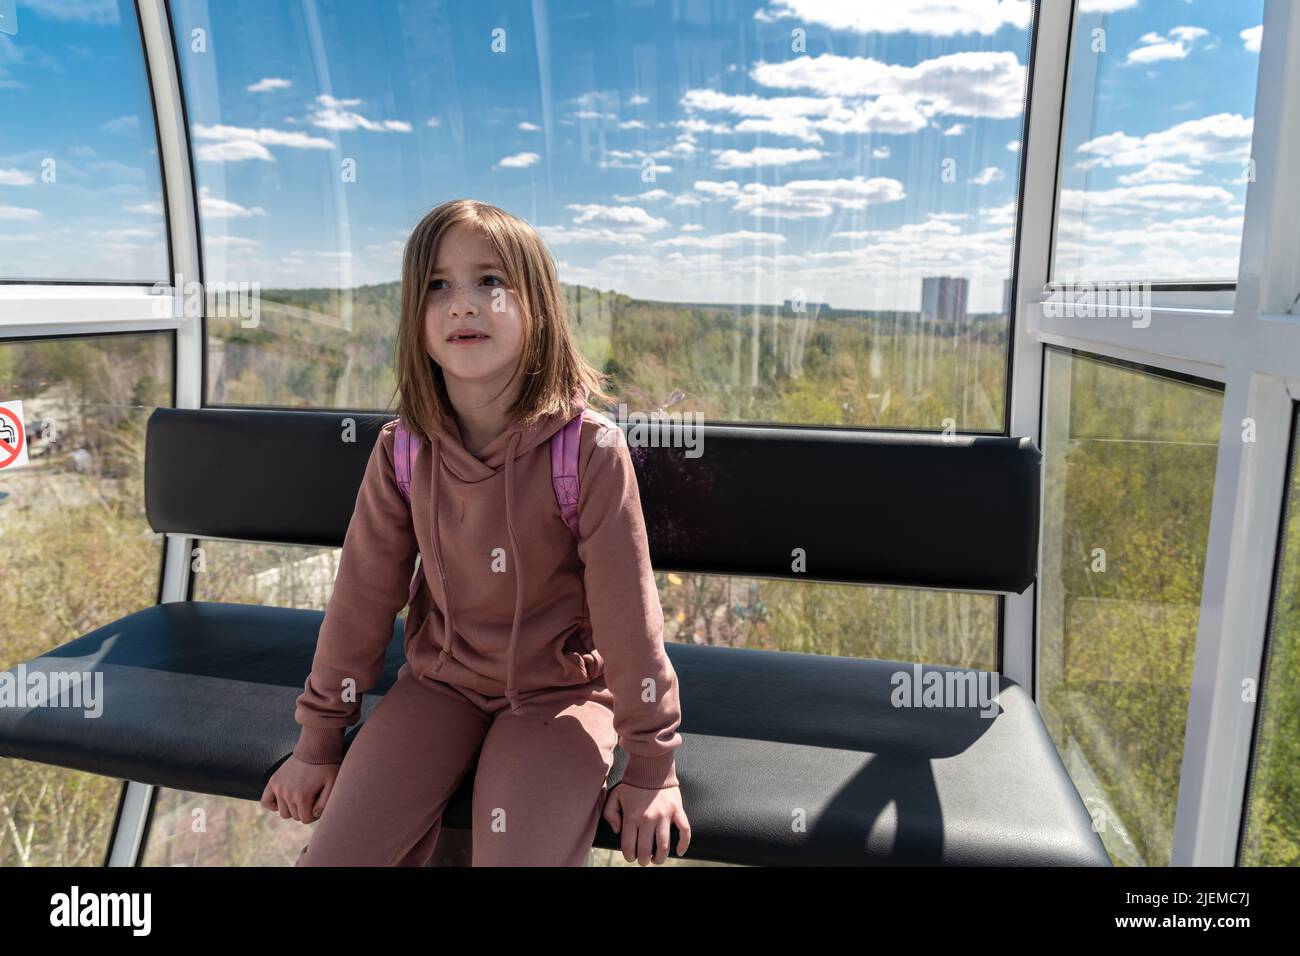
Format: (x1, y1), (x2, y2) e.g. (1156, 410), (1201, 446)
(295, 660), (619, 867)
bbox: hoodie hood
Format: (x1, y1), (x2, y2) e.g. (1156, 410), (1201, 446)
(423, 387), (588, 713)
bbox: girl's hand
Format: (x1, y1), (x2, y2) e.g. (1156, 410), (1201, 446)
(602, 782), (691, 864)
(260, 756), (340, 823)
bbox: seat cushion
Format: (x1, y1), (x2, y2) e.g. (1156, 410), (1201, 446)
(0, 602), (1109, 866)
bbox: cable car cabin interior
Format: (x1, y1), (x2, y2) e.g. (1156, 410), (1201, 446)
(1, 0), (1298, 870)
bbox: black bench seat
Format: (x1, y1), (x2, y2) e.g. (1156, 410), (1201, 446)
(0, 407), (1111, 866)
(0, 601), (1107, 866)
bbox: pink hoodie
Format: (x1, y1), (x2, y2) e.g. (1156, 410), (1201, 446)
(291, 389), (683, 790)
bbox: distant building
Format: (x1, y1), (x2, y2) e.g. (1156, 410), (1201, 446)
(783, 298), (830, 315)
(920, 276), (969, 324)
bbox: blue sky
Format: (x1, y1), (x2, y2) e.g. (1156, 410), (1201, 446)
(0, 0), (1266, 307)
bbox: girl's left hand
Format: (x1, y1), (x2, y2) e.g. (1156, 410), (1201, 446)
(602, 782), (691, 865)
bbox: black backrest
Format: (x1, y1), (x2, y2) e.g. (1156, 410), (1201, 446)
(145, 407), (1041, 594)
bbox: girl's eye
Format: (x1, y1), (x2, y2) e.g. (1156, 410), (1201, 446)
(427, 276), (503, 290)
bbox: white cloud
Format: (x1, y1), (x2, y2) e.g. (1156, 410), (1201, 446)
(713, 146), (824, 169)
(537, 226), (650, 247)
(98, 227), (162, 242)
(247, 77), (292, 93)
(559, 207), (1019, 311)
(1115, 161), (1199, 185)
(611, 189), (672, 203)
(873, 146), (891, 159)
(1059, 181), (1235, 216)
(979, 201), (1018, 226)
(1054, 212), (1245, 283)
(195, 140), (274, 162)
(496, 151), (540, 168)
(190, 123), (334, 165)
(101, 115), (139, 135)
(307, 94), (410, 132)
(567, 204), (670, 232)
(649, 133), (699, 160)
(518, 121), (540, 131)
(1077, 114), (1253, 168)
(972, 166), (1005, 185)
(198, 186), (266, 219)
(0, 167), (35, 186)
(1125, 26), (1208, 65)
(1241, 25), (1263, 53)
(680, 50), (1025, 147)
(1078, 0), (1139, 12)
(753, 0), (1032, 36)
(691, 175), (905, 218)
(653, 230), (787, 249)
(749, 50), (1027, 120)
(1007, 139), (1021, 151)
(944, 123), (967, 136)
(0, 204), (41, 220)
(676, 117), (734, 136)
(204, 235), (262, 251)
(680, 90), (841, 142)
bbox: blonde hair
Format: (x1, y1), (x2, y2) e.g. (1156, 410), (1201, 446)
(391, 199), (613, 442)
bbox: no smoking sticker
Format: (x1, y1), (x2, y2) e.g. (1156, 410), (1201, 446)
(0, 400), (29, 471)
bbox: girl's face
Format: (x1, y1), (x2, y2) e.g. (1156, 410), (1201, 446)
(423, 221), (526, 394)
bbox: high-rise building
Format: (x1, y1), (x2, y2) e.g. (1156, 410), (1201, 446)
(920, 276), (969, 324)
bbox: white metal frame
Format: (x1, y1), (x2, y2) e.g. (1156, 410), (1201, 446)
(104, 0), (204, 869)
(1018, 0), (1300, 867)
(1003, 0), (1073, 694)
(1, 0), (1296, 869)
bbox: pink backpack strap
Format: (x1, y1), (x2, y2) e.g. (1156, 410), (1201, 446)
(551, 410), (584, 540)
(393, 419), (423, 607)
(393, 418), (418, 505)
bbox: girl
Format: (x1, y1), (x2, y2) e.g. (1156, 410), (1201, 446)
(260, 199), (690, 866)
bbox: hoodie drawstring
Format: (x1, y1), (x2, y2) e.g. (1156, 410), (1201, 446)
(426, 434), (458, 676)
(502, 431), (525, 715)
(426, 429), (528, 716)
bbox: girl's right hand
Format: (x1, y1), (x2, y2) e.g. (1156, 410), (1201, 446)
(260, 756), (340, 823)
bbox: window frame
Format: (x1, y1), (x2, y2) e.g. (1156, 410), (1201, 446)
(1015, 0), (1300, 866)
(2, 0), (1297, 868)
(1236, 400), (1300, 864)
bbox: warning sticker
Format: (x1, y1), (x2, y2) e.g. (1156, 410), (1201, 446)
(0, 400), (29, 471)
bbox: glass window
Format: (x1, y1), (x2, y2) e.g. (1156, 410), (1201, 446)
(171, 0), (1033, 431)
(1240, 406), (1300, 866)
(0, 0), (169, 282)
(1054, 0), (1264, 284)
(140, 540), (361, 866)
(1037, 346), (1223, 866)
(0, 331), (173, 866)
(661, 571), (996, 670)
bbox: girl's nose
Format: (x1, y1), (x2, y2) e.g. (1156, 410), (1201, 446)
(449, 287), (477, 317)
